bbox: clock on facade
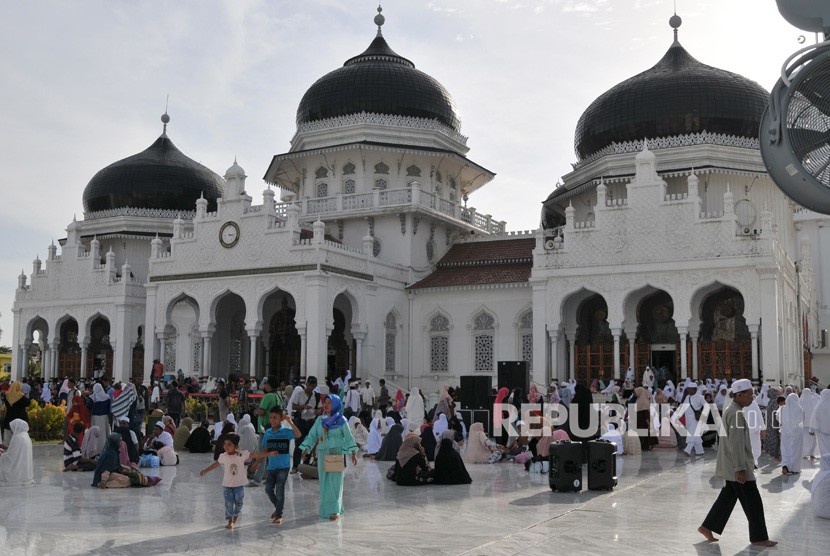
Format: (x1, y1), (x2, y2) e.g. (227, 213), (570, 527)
(219, 221), (240, 248)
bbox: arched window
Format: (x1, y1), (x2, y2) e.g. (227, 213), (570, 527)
(385, 313), (397, 372)
(375, 178), (388, 190)
(316, 183), (328, 197)
(342, 162), (356, 175)
(315, 166), (328, 179)
(374, 162), (389, 174)
(406, 164), (421, 177)
(519, 310), (533, 370)
(473, 311), (495, 372)
(430, 314), (450, 373)
(343, 179), (356, 195)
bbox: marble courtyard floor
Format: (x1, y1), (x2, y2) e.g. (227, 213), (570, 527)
(0, 444), (826, 555)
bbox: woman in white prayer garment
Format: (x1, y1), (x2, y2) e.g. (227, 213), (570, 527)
(801, 389), (819, 459)
(811, 389), (830, 456)
(743, 397), (766, 466)
(0, 419), (34, 486)
(779, 392), (804, 475)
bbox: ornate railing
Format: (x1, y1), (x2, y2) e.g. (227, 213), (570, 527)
(85, 207), (196, 220)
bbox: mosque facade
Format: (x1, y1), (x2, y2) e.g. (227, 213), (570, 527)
(9, 10), (830, 390)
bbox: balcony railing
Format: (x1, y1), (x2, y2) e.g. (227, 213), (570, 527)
(278, 187), (505, 234)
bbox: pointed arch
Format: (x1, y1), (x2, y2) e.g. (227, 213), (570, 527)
(426, 308), (451, 374)
(470, 307), (496, 372)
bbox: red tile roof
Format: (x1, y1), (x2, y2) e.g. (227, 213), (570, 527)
(408, 238), (534, 289)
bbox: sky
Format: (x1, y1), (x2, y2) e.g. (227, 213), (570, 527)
(0, 0), (805, 345)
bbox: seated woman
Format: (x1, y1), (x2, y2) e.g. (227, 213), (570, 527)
(349, 416), (369, 451)
(375, 420), (404, 462)
(92, 433), (124, 487)
(434, 431), (472, 485)
(81, 425), (104, 460)
(364, 418), (382, 457)
(64, 422), (96, 471)
(0, 419), (34, 486)
(391, 435), (434, 486)
(420, 424), (437, 461)
(162, 416), (177, 437)
(173, 417), (194, 451)
(213, 421), (236, 461)
(463, 423), (503, 464)
(185, 421), (213, 453)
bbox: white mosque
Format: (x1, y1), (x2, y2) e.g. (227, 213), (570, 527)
(9, 9), (830, 391)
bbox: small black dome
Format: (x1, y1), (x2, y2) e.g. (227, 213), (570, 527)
(296, 34), (460, 132)
(82, 133), (225, 213)
(574, 41), (769, 160)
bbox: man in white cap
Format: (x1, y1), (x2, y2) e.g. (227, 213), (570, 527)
(698, 378), (776, 547)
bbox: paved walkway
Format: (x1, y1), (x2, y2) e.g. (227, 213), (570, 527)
(0, 444), (825, 555)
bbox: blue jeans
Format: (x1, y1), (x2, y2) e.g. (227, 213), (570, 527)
(265, 468), (290, 518)
(223, 486), (244, 519)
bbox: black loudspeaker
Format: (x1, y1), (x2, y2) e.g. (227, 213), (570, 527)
(549, 441), (583, 492)
(587, 440), (618, 491)
(498, 361), (529, 394)
(460, 375), (492, 410)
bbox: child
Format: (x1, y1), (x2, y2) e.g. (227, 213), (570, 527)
(250, 408), (301, 525)
(200, 433), (271, 529)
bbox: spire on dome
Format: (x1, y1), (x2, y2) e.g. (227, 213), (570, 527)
(374, 3), (385, 37)
(161, 112), (170, 135)
(669, 7), (682, 46)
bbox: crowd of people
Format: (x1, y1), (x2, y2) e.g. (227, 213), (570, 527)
(1, 367), (829, 539)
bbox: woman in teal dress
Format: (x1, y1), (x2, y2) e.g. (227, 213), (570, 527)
(300, 393), (359, 520)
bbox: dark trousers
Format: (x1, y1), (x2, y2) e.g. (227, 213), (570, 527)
(702, 480), (769, 542)
(292, 419), (314, 469)
(169, 412), (181, 427)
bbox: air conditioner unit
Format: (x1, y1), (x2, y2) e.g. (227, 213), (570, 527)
(544, 239), (557, 250)
(740, 226), (753, 236)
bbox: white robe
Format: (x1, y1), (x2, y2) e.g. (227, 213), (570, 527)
(780, 393), (804, 472)
(0, 419), (34, 486)
(812, 454), (830, 519)
(801, 390), (819, 458)
(811, 390), (830, 457)
(683, 394), (705, 455)
(404, 387), (425, 429)
(744, 400), (765, 465)
(366, 418), (382, 454)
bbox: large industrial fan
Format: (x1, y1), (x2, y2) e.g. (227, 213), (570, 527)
(761, 0), (830, 213)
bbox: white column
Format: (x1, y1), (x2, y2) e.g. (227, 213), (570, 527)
(248, 333), (258, 378)
(750, 325), (759, 381)
(201, 332), (212, 377)
(264, 343), (271, 377)
(17, 345), (27, 379)
(42, 345), (50, 380)
(114, 303), (132, 384)
(759, 274), (781, 384)
(143, 285), (158, 385)
(353, 331), (365, 376)
(678, 326), (688, 379)
(52, 346), (59, 379)
(305, 275), (329, 377)
(691, 335), (699, 380)
(80, 343), (88, 379)
(549, 333), (558, 384)
(299, 327), (307, 379)
(628, 332), (636, 375)
(612, 328), (621, 377)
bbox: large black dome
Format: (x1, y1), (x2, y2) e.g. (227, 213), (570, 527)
(296, 34), (460, 132)
(574, 39), (769, 160)
(82, 132), (225, 214)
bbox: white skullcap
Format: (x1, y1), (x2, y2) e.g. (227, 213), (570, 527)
(731, 379), (752, 393)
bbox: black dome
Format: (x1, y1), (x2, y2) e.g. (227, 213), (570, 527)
(574, 40), (769, 160)
(296, 34), (461, 132)
(82, 133), (225, 213)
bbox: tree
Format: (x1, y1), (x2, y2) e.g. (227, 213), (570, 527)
(0, 346), (12, 354)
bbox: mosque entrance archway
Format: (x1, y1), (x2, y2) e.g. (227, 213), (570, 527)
(26, 317), (49, 378)
(263, 290), (300, 384)
(87, 315), (113, 380)
(632, 289), (680, 386)
(165, 296), (200, 377)
(212, 292), (247, 379)
(329, 292), (357, 383)
(572, 294), (616, 383)
(695, 286), (751, 380)
(58, 317), (81, 380)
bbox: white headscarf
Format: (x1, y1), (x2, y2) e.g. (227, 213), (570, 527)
(433, 414), (449, 444)
(81, 426), (104, 459)
(92, 383), (109, 403)
(157, 431), (174, 448)
(0, 419), (34, 486)
(663, 380), (675, 400)
(781, 392), (804, 433)
(399, 418), (410, 435)
(404, 387), (425, 428)
(801, 389), (818, 431)
(59, 379), (71, 396)
(238, 421), (258, 454)
(812, 389), (830, 435)
(41, 383), (52, 403)
(367, 418), (382, 454)
(756, 384), (770, 408)
(601, 380), (616, 395)
(383, 416), (396, 435)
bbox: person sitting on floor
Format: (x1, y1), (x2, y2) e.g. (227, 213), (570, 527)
(390, 435), (434, 486)
(64, 422), (96, 472)
(185, 421), (214, 453)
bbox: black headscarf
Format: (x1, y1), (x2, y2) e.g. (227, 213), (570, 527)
(92, 433), (122, 487)
(420, 425), (437, 461)
(375, 423), (404, 461)
(433, 438), (472, 485)
(113, 422), (138, 463)
(570, 383), (594, 439)
(185, 421), (213, 453)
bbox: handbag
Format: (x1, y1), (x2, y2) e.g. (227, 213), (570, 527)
(324, 453), (345, 473)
